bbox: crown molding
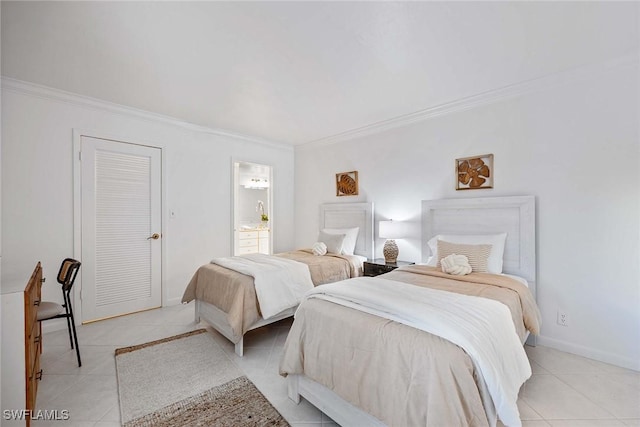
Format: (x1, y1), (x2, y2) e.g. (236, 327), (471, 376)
(0, 77), (294, 151)
(297, 52), (639, 150)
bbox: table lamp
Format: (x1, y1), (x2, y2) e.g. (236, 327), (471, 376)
(379, 220), (407, 263)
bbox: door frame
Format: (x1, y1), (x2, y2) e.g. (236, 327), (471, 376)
(231, 158), (274, 256)
(72, 129), (168, 322)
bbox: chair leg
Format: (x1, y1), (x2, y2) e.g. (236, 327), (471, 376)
(70, 314), (81, 367)
(64, 309), (74, 350)
(65, 294), (82, 367)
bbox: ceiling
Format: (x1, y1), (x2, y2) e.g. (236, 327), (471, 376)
(2, 2), (637, 145)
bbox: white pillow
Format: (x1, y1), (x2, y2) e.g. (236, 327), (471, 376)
(322, 227), (359, 255)
(317, 231), (346, 255)
(426, 233), (507, 273)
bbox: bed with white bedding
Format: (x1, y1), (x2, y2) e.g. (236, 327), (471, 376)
(181, 202), (374, 356)
(279, 196), (540, 426)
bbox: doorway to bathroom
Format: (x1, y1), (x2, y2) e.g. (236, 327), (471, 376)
(232, 161), (273, 256)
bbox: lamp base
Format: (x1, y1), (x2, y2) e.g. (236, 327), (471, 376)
(383, 239), (399, 264)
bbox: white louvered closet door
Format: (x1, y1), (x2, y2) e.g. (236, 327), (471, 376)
(80, 136), (162, 323)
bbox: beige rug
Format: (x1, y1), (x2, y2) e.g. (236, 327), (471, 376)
(115, 329), (289, 427)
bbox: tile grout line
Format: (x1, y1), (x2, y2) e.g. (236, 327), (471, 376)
(549, 370), (620, 421)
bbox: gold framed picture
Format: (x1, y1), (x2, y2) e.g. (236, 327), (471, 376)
(336, 171), (359, 196)
(456, 154), (493, 190)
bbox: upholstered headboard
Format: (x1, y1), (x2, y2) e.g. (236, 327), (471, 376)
(320, 202), (374, 260)
(421, 196), (536, 287)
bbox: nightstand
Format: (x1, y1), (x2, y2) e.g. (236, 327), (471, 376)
(363, 259), (415, 277)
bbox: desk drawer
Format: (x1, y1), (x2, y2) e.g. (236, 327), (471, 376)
(25, 277), (41, 335)
(27, 354), (41, 414)
(27, 321), (41, 376)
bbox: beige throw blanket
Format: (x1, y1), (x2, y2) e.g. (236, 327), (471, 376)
(280, 266), (541, 427)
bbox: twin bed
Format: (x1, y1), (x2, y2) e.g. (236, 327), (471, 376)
(182, 196), (540, 426)
(182, 202), (374, 356)
(280, 196), (539, 427)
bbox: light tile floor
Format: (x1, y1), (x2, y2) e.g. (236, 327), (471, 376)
(32, 303), (640, 427)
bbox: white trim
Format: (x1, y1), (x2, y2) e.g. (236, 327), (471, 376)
(73, 129), (167, 323)
(165, 297), (183, 307)
(297, 52), (639, 150)
(231, 158), (275, 256)
(536, 335), (640, 372)
(73, 132), (82, 321)
(5, 53), (636, 151)
(161, 146), (169, 309)
(1, 77), (293, 152)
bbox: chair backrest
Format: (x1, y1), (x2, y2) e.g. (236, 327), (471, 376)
(57, 258), (81, 293)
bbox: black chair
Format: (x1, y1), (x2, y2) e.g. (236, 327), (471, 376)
(37, 258), (82, 367)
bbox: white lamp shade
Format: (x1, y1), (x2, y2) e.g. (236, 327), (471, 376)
(379, 220), (409, 239)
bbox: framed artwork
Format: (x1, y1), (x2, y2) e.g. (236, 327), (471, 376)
(336, 171), (359, 196)
(456, 154), (493, 190)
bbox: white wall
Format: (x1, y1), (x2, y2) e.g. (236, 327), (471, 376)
(294, 59), (640, 370)
(1, 80), (295, 310)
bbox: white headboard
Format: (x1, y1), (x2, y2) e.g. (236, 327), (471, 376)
(320, 202), (374, 260)
(422, 196), (536, 287)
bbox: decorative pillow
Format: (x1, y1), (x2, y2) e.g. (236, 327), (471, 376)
(322, 227), (359, 255)
(440, 254), (472, 275)
(426, 233), (507, 273)
(312, 242), (327, 256)
(436, 240), (491, 273)
(317, 231), (346, 255)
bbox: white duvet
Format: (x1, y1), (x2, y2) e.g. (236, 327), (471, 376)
(211, 254), (314, 319)
(304, 276), (532, 427)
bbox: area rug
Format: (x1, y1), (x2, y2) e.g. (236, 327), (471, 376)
(115, 329), (289, 427)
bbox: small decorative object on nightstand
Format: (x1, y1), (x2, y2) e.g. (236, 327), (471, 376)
(379, 220), (408, 263)
(363, 259), (415, 277)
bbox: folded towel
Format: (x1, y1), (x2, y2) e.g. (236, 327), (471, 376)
(440, 253), (472, 275)
(312, 242), (327, 256)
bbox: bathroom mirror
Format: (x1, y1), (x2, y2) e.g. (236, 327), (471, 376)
(232, 161), (273, 256)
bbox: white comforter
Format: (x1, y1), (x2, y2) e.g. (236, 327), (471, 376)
(304, 276), (531, 427)
(211, 254), (314, 319)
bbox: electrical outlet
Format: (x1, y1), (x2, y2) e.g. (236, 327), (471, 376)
(557, 310), (568, 327)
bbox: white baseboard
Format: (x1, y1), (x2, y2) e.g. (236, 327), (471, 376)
(43, 299), (182, 334)
(537, 334), (640, 372)
(165, 297), (183, 306)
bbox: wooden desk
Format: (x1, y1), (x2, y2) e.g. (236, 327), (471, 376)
(1, 262), (43, 426)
